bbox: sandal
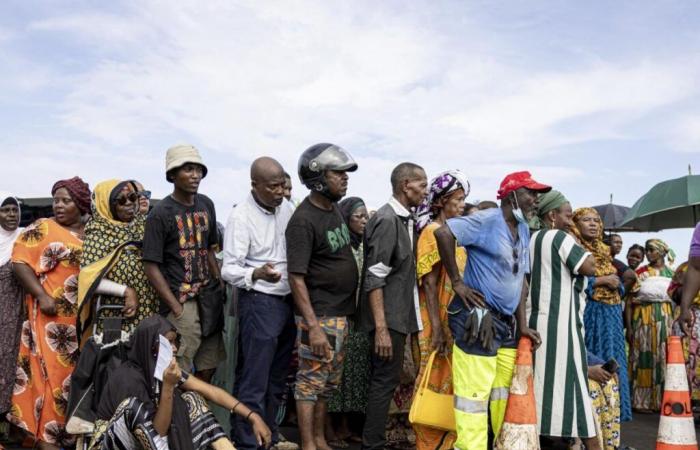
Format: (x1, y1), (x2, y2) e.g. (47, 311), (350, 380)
(348, 435), (363, 443)
(328, 439), (349, 448)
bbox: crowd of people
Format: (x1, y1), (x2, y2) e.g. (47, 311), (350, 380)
(0, 142), (699, 450)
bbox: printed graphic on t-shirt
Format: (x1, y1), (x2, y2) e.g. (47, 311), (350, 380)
(326, 223), (351, 252)
(175, 211), (210, 301)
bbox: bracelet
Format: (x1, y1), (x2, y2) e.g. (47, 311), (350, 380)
(230, 400), (241, 415)
(246, 410), (254, 421)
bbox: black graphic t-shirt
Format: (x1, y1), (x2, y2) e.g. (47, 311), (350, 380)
(143, 194), (218, 313)
(286, 197), (358, 317)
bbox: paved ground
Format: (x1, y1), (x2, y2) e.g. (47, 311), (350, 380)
(620, 412), (664, 450)
(0, 413), (693, 449)
(280, 412), (690, 450)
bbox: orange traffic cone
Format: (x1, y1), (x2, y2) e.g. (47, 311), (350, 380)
(656, 335), (698, 450)
(494, 337), (539, 450)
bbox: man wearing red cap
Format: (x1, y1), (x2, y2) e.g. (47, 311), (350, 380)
(434, 171), (550, 449)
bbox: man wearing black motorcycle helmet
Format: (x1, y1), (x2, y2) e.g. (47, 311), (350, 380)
(286, 143), (359, 450)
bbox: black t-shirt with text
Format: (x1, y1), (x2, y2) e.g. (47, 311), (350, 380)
(286, 197), (358, 317)
(142, 194), (218, 313)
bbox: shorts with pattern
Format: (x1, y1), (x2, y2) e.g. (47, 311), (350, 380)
(294, 316), (348, 402)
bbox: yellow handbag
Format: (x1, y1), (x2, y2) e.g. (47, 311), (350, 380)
(408, 350), (456, 431)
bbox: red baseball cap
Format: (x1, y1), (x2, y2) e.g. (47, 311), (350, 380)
(497, 171), (551, 200)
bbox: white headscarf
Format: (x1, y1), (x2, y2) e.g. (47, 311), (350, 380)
(0, 192), (22, 265)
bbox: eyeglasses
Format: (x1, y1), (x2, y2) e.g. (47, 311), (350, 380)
(116, 192), (139, 205)
(512, 247), (519, 274)
(137, 190), (152, 200)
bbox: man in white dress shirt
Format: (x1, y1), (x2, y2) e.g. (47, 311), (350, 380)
(222, 157), (296, 450)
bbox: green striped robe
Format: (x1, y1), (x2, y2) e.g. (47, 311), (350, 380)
(528, 229), (596, 438)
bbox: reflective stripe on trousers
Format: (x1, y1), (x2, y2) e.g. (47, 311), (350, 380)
(452, 345), (516, 450)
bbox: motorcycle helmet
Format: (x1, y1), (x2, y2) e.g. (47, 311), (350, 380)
(298, 143), (358, 197)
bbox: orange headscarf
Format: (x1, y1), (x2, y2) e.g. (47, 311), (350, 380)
(569, 207), (621, 304)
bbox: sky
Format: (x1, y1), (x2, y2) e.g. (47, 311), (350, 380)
(1, 0), (699, 264)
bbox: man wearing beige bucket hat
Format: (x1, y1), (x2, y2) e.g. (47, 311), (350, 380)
(143, 144), (225, 382)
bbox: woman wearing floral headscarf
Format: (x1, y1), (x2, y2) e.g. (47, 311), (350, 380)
(8, 177), (90, 450)
(570, 207), (632, 422)
(629, 238), (675, 412)
(412, 170), (469, 450)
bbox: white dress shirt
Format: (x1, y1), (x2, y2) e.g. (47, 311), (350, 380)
(221, 193), (295, 296)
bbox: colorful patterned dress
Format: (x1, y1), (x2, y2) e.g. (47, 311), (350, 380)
(412, 222), (466, 450)
(570, 207), (631, 422)
(630, 264), (674, 411)
(587, 378), (621, 449)
(77, 179), (159, 341)
(8, 218), (82, 447)
(328, 243), (371, 413)
(668, 262), (700, 402)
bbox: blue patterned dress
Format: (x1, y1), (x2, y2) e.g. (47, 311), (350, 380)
(583, 296), (632, 422)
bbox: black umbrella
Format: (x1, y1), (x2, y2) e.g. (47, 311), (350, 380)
(592, 194), (637, 232)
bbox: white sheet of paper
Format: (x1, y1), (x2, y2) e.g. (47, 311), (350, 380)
(154, 334), (173, 382)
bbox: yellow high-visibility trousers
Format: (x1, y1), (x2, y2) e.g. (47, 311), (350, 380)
(452, 344), (516, 450)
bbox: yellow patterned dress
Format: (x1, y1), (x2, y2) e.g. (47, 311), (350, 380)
(412, 222), (467, 450)
(77, 179), (159, 342)
(588, 377), (621, 449)
(668, 262), (700, 401)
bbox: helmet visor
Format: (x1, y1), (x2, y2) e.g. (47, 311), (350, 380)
(311, 145), (358, 172)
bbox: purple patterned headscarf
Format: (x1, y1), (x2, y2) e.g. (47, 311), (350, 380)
(415, 170), (470, 234)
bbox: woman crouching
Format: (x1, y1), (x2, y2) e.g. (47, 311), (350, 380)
(93, 316), (271, 450)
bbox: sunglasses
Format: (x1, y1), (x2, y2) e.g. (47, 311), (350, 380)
(116, 192), (139, 205)
(512, 247), (519, 275)
(137, 190), (152, 200)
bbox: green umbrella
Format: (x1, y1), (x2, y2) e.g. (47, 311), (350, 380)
(621, 173), (700, 231)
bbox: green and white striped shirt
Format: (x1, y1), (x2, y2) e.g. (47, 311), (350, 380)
(528, 229), (597, 438)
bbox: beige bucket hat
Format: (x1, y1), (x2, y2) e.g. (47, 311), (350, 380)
(165, 144), (208, 181)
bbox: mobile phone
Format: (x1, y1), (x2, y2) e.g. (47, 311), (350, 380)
(601, 358), (619, 374)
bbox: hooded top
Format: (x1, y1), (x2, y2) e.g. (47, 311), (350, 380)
(338, 196), (365, 249)
(97, 315), (193, 450)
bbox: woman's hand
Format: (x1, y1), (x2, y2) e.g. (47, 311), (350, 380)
(38, 292), (57, 316)
(678, 308), (694, 336)
(601, 275), (621, 290)
(123, 287), (139, 317)
(588, 365), (612, 384)
(163, 358), (181, 387)
(249, 412), (272, 448)
(431, 326), (447, 355)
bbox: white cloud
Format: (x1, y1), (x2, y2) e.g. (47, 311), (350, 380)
(668, 115), (700, 154)
(28, 11), (158, 49)
(441, 62), (698, 152)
